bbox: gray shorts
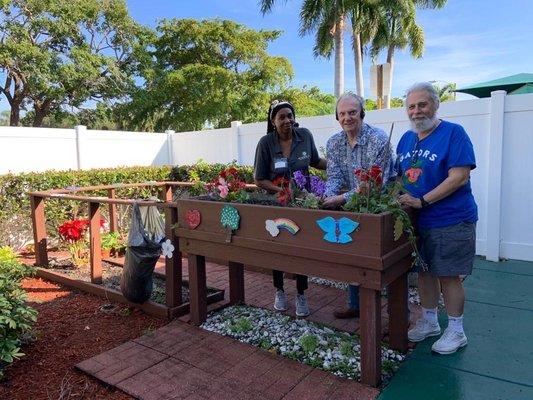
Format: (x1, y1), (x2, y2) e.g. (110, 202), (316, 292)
(415, 221), (476, 277)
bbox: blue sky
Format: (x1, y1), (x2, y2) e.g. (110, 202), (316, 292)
(123, 0), (533, 101)
(2, 0), (532, 112)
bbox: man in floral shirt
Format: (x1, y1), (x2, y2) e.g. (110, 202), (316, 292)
(324, 92), (395, 319)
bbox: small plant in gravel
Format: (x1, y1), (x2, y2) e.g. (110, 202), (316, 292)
(201, 305), (406, 382)
(229, 317), (253, 334)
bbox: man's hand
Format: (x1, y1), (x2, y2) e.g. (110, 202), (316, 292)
(323, 195), (345, 209)
(398, 193), (422, 209)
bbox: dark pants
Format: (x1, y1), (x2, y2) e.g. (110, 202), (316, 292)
(272, 270), (308, 294)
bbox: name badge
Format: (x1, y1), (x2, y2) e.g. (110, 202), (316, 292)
(274, 158), (288, 170)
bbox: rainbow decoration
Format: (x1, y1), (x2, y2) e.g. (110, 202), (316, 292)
(265, 218), (300, 237)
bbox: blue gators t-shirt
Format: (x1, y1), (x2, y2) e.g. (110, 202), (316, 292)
(396, 120), (478, 229)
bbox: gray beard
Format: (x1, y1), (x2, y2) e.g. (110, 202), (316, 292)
(410, 115), (438, 133)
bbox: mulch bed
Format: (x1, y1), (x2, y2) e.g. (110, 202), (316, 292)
(0, 276), (166, 400)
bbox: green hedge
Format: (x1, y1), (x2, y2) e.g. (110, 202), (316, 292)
(0, 247), (37, 377)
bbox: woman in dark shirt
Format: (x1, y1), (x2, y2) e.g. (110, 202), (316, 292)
(253, 100), (326, 317)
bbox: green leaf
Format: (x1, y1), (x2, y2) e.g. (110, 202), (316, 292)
(394, 216), (404, 241)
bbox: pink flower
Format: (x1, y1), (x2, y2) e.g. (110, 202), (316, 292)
(218, 184), (229, 198)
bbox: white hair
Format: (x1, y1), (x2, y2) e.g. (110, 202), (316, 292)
(405, 82), (440, 108)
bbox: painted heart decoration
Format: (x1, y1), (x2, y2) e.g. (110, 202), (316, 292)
(186, 209), (201, 229)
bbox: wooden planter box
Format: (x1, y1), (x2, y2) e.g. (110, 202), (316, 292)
(36, 266), (225, 319)
(176, 199), (413, 387)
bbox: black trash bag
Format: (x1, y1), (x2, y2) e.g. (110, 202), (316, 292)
(120, 202), (164, 303)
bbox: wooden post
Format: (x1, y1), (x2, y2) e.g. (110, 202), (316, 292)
(30, 195), (48, 266)
(228, 261), (245, 305)
(388, 269), (409, 352)
(161, 184), (173, 202)
(89, 202), (102, 284)
(107, 188), (118, 233)
(165, 205), (182, 307)
(188, 254), (207, 325)
(360, 287), (382, 387)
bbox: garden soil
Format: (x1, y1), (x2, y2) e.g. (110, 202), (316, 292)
(0, 276), (166, 400)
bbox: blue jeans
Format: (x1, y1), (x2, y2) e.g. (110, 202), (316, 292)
(348, 284), (360, 310)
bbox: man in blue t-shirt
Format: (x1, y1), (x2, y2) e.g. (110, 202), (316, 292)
(396, 82), (478, 355)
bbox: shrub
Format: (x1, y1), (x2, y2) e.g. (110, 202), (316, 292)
(0, 247), (37, 378)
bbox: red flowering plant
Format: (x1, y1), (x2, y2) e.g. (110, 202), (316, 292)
(206, 167), (250, 202)
(343, 165), (424, 268)
(272, 176), (292, 206)
(58, 218), (107, 267)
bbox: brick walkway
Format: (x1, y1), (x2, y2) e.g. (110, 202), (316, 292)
(77, 259), (420, 400)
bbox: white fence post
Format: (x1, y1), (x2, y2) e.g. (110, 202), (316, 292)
(75, 125), (87, 170)
(165, 130), (175, 166)
(485, 90), (506, 262)
(230, 121), (242, 164)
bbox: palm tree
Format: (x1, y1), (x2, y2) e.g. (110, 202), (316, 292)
(369, 0), (447, 108)
(260, 0), (347, 97)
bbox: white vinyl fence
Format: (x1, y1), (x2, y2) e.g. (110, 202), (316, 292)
(1, 91), (533, 263)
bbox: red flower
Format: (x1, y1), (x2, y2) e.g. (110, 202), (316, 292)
(277, 187), (292, 206)
(58, 219), (89, 242)
(369, 165), (383, 186)
(272, 176), (289, 189)
(354, 168), (369, 182)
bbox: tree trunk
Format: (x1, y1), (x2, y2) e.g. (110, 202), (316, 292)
(33, 99), (52, 127)
(33, 108), (47, 127)
(384, 18), (396, 109)
(334, 17), (345, 98)
(384, 47), (394, 109)
(9, 104), (21, 126)
(353, 31), (364, 97)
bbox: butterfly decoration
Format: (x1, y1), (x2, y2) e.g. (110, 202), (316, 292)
(316, 217), (359, 244)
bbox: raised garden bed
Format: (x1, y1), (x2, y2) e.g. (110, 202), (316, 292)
(36, 255), (225, 319)
(176, 198), (413, 386)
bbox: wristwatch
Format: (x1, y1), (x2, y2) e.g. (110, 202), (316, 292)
(419, 196), (430, 208)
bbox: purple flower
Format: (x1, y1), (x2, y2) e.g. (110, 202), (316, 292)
(292, 171), (307, 190)
(310, 176), (326, 197)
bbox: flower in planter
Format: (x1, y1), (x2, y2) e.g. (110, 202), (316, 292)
(343, 165), (425, 268)
(207, 167), (249, 202)
(58, 219), (90, 267)
(58, 218), (106, 267)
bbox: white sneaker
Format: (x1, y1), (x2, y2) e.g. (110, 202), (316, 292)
(295, 294), (310, 317)
(274, 290), (288, 311)
(431, 328), (467, 354)
(408, 319), (441, 342)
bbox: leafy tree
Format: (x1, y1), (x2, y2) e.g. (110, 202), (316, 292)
(0, 0), (148, 126)
(120, 19), (293, 132)
(270, 86), (336, 117)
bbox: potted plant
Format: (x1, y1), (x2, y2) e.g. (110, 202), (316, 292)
(101, 231), (121, 258)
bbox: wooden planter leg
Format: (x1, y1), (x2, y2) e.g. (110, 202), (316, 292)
(228, 262), (245, 305)
(388, 271), (409, 352)
(30, 195), (48, 266)
(89, 202), (102, 284)
(188, 254), (207, 325)
(165, 206), (182, 307)
(360, 287), (382, 387)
